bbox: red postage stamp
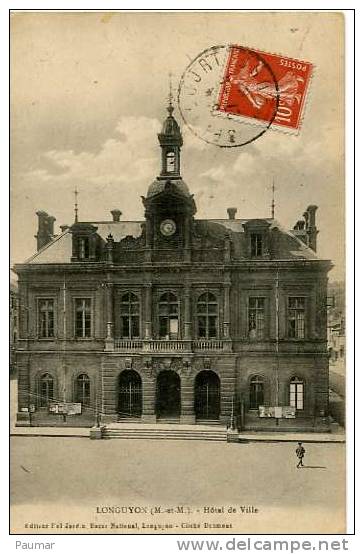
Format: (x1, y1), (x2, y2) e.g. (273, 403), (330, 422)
(216, 45), (313, 133)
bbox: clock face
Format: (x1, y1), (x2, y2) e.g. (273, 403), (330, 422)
(160, 219), (176, 237)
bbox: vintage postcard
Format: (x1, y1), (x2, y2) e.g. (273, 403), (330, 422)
(10, 11), (346, 535)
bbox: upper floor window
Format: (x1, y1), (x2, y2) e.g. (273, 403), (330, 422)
(120, 292), (140, 338)
(75, 298), (92, 338)
(248, 297), (265, 339)
(287, 297), (306, 339)
(250, 233), (262, 257)
(158, 292), (179, 339)
(79, 237), (90, 260)
(75, 373), (91, 406)
(197, 292), (218, 339)
(38, 298), (54, 338)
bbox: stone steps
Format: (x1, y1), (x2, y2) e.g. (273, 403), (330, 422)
(103, 426), (227, 442)
(156, 417), (181, 424)
(244, 424), (316, 433)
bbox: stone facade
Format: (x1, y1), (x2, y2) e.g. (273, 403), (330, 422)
(14, 103), (332, 430)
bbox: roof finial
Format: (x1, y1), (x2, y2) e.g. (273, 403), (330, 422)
(167, 72), (174, 115)
(74, 186), (79, 223)
(271, 178), (275, 219)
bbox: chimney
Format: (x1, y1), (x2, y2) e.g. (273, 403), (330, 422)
(307, 205), (318, 228)
(292, 219), (308, 245)
(111, 209), (122, 222)
(306, 205), (318, 251)
(294, 220), (305, 231)
(227, 207), (237, 220)
(47, 216), (56, 236)
(60, 224), (69, 233)
(34, 211), (56, 250)
(303, 210), (309, 228)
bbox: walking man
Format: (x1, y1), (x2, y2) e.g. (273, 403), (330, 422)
(296, 442), (305, 468)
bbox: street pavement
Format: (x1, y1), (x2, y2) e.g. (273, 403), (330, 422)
(10, 435), (345, 534)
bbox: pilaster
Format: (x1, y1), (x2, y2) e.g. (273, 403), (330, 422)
(144, 283), (152, 340)
(180, 365), (195, 423)
(142, 362), (156, 422)
(183, 284), (192, 340)
(223, 281), (231, 340)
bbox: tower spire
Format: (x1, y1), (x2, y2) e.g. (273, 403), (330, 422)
(157, 76), (183, 178)
(167, 72), (174, 115)
(271, 179), (275, 219)
(74, 186), (79, 223)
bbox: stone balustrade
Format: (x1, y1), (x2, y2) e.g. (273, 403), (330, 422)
(112, 339), (225, 353)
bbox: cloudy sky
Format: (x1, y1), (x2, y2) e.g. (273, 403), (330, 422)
(11, 12), (344, 279)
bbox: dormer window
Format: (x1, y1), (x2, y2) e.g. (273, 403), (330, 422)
(244, 220), (270, 259)
(79, 237), (90, 260)
(166, 151), (176, 172)
(251, 233), (262, 257)
(71, 223), (99, 262)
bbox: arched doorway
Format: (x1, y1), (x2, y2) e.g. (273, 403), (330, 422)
(118, 370), (142, 418)
(195, 370), (220, 420)
(156, 371), (181, 418)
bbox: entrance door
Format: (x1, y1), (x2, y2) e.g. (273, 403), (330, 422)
(156, 371), (181, 418)
(118, 370), (142, 418)
(195, 370), (220, 419)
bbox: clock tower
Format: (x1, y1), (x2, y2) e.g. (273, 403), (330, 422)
(142, 99), (196, 261)
(158, 99), (183, 178)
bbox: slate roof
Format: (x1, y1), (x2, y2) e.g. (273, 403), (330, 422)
(22, 217), (319, 265)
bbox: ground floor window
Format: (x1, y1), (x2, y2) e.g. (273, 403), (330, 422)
(249, 375), (264, 409)
(39, 373), (54, 407)
(289, 376), (304, 410)
(75, 373), (91, 406)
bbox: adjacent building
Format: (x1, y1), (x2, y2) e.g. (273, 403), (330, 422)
(327, 281), (345, 374)
(10, 279), (19, 373)
(14, 103), (332, 430)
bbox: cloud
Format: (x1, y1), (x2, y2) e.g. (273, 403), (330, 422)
(11, 114), (212, 263)
(184, 125), (344, 279)
(22, 116), (162, 188)
(12, 114), (344, 280)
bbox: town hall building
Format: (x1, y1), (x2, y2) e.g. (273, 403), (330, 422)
(14, 101), (332, 432)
